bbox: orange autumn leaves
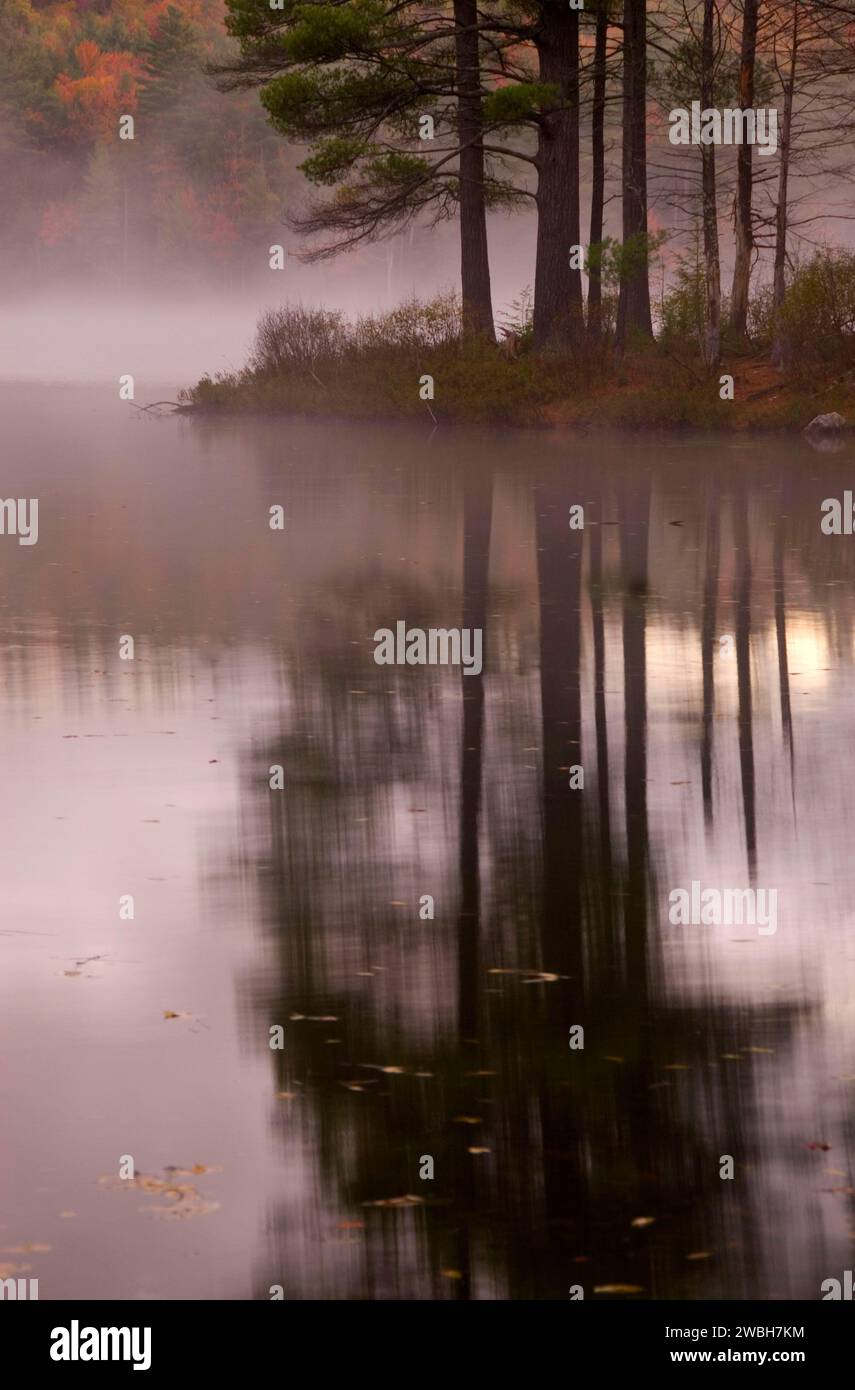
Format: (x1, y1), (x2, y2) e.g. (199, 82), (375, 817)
(54, 41), (140, 142)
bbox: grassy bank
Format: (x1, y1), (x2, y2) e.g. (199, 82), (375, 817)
(181, 288), (855, 433)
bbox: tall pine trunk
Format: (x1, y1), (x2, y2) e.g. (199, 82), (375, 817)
(454, 0), (495, 339)
(701, 0), (721, 368)
(532, 0), (584, 351)
(615, 0), (653, 349)
(588, 1), (609, 344)
(729, 0), (759, 339)
(771, 0), (799, 370)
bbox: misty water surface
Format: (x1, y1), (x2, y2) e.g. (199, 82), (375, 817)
(1, 383), (854, 1299)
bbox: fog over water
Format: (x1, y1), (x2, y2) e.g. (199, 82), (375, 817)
(0, 205), (542, 386)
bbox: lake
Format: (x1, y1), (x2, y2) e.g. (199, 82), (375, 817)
(1, 382), (853, 1299)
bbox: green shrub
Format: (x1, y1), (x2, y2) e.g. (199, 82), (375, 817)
(658, 261), (706, 353)
(778, 250), (855, 370)
(250, 305), (346, 372)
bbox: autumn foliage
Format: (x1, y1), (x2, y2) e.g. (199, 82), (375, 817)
(0, 0), (292, 287)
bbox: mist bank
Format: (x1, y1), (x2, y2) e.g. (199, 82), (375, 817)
(0, 211), (534, 387)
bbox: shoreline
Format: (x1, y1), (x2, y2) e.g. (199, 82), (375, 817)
(179, 340), (855, 436)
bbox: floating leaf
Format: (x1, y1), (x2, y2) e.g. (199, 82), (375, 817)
(363, 1194), (425, 1208)
(99, 1170), (220, 1221)
(163, 1164), (221, 1177)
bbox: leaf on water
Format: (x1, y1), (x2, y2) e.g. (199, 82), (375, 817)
(594, 1284), (645, 1294)
(362, 1194), (425, 1208)
(163, 1164), (222, 1176)
(631, 1217), (655, 1229)
(99, 1169), (220, 1220)
(161, 1010), (206, 1029)
(150, 1199), (220, 1221)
